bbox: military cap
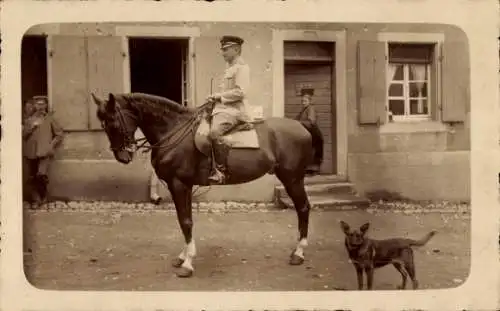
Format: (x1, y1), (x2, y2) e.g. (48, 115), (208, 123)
(220, 35), (244, 49)
(32, 95), (48, 103)
(300, 88), (314, 96)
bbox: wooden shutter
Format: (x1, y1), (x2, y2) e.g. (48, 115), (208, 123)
(87, 36), (127, 129)
(441, 40), (469, 123)
(357, 40), (387, 125)
(48, 35), (88, 130)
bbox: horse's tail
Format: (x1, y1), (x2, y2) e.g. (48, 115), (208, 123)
(298, 120), (324, 167)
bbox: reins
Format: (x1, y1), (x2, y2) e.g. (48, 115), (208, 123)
(135, 102), (211, 154)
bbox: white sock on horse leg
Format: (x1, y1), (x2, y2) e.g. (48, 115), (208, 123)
(178, 249), (186, 261)
(294, 238), (308, 258)
(181, 240), (196, 271)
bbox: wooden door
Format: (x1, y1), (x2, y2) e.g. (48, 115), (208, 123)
(284, 62), (336, 174)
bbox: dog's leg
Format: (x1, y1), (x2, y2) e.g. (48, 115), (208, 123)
(404, 249), (418, 289)
(393, 262), (408, 290)
(364, 265), (374, 290)
(354, 265), (364, 290)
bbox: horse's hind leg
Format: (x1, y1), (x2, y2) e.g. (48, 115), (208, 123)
(278, 176), (310, 265)
(167, 178), (196, 278)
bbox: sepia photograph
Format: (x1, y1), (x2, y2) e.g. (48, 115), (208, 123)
(1, 1), (498, 311)
(20, 20), (471, 292)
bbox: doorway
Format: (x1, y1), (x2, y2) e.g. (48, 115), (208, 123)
(21, 35), (48, 106)
(128, 38), (189, 106)
(283, 41), (336, 174)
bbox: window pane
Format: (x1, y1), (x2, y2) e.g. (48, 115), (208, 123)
(389, 83), (403, 97)
(391, 64), (404, 81)
(409, 82), (428, 97)
(408, 64), (428, 81)
(410, 99), (428, 115)
(389, 100), (405, 115)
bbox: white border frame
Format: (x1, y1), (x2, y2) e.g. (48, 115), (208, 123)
(2, 1), (499, 311)
(272, 29), (348, 177)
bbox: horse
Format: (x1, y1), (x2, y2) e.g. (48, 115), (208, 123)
(91, 92), (315, 278)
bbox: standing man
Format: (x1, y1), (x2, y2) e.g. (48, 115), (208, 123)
(296, 87), (324, 175)
(205, 35), (252, 184)
(23, 95), (64, 206)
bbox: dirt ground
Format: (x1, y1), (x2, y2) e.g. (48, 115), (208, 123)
(23, 208), (471, 291)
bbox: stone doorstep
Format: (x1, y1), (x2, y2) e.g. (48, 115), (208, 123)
(303, 174), (348, 185)
(277, 193), (371, 210)
(274, 174), (369, 210)
(274, 182), (355, 197)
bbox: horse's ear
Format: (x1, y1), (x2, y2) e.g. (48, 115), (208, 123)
(106, 93), (116, 113)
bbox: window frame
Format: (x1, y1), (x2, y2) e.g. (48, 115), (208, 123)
(387, 61), (432, 122)
(377, 32), (444, 125)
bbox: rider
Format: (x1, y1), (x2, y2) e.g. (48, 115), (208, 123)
(206, 35), (252, 184)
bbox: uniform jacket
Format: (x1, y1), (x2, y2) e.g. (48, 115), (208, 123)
(296, 104), (317, 127)
(23, 112), (64, 159)
(213, 56), (252, 121)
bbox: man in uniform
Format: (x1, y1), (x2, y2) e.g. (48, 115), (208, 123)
(205, 35), (252, 184)
(23, 95), (64, 206)
(296, 87), (324, 175)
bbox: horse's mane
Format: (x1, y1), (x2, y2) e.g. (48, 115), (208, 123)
(119, 92), (195, 122)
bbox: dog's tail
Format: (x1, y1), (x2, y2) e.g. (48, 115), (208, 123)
(409, 230), (437, 247)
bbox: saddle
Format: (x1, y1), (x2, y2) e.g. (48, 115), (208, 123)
(193, 112), (261, 157)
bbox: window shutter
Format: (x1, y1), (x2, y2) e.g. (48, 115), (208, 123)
(441, 40), (469, 123)
(48, 35), (88, 130)
(357, 40), (387, 125)
(87, 36), (127, 130)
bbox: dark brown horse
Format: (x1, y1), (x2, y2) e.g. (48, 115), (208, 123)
(91, 92), (314, 278)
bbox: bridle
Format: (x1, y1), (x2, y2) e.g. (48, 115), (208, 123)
(103, 102), (139, 154)
(103, 98), (213, 156)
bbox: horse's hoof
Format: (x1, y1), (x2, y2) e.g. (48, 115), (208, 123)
(289, 254), (305, 265)
(171, 257), (185, 268)
(176, 267), (194, 278)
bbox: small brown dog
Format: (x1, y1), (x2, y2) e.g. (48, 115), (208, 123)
(340, 220), (437, 290)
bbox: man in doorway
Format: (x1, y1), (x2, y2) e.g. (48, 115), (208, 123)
(23, 95), (64, 207)
(205, 35), (252, 184)
(296, 87), (324, 175)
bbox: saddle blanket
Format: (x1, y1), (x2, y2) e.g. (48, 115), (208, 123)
(224, 130), (259, 149)
(196, 120), (260, 149)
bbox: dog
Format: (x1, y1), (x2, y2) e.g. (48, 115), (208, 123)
(340, 220), (437, 290)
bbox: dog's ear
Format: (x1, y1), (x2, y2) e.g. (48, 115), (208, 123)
(340, 221), (350, 235)
(360, 222), (370, 234)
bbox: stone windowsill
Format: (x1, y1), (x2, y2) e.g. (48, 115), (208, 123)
(379, 120), (450, 134)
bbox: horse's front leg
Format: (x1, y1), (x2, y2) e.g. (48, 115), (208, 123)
(167, 178), (196, 278)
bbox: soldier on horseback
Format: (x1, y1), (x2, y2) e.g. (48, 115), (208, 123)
(205, 35), (252, 184)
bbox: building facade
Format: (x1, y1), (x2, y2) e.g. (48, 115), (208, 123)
(21, 22), (470, 202)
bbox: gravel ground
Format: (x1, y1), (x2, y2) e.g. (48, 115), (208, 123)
(23, 201), (471, 291)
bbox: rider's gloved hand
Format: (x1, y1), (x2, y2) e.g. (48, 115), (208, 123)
(206, 93), (221, 104)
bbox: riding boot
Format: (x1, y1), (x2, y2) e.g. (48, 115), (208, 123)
(208, 139), (229, 184)
(36, 174), (49, 204)
(26, 177), (40, 205)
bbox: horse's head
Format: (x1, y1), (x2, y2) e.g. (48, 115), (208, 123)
(92, 93), (138, 164)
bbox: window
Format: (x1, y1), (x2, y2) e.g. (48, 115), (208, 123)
(387, 43), (434, 122)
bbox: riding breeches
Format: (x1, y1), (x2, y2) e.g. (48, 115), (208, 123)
(209, 112), (239, 141)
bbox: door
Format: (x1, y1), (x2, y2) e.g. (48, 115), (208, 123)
(284, 62), (336, 174)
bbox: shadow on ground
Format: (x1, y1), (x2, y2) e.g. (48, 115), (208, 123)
(23, 208), (470, 291)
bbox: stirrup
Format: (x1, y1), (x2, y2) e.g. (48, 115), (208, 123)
(208, 168), (226, 184)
